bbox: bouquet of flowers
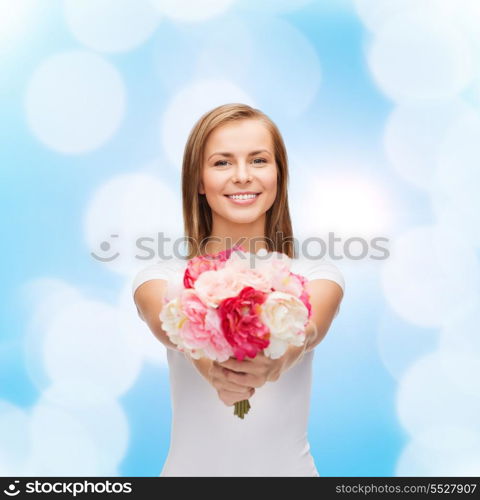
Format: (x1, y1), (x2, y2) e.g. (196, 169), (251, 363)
(159, 244), (313, 418)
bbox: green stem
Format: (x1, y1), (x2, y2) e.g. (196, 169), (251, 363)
(233, 399), (252, 418)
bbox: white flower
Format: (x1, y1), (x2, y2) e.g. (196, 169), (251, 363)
(260, 291), (308, 359)
(159, 298), (188, 351)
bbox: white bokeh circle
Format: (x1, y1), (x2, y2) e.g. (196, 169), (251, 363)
(21, 278), (83, 392)
(437, 295), (480, 398)
(25, 50), (126, 153)
(295, 173), (392, 240)
(383, 99), (477, 189)
(42, 298), (143, 396)
(396, 428), (480, 476)
(396, 352), (480, 436)
(149, 0), (235, 22)
(84, 171), (183, 276)
(431, 111), (480, 248)
(437, 350), (480, 399)
(24, 403), (102, 476)
(439, 294), (480, 360)
(63, 0), (161, 53)
(237, 0), (314, 13)
(152, 15), (253, 94)
(0, 0), (39, 53)
(367, 10), (474, 101)
(160, 79), (255, 169)
(354, 0), (454, 34)
(38, 379), (129, 470)
(237, 16), (322, 119)
(376, 310), (437, 381)
(194, 16), (253, 84)
(450, 0), (480, 51)
(0, 401), (30, 476)
(381, 224), (479, 328)
(118, 280), (168, 366)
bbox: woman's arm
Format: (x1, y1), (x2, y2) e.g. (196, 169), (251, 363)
(277, 278), (344, 373)
(303, 278), (344, 353)
(133, 279), (182, 352)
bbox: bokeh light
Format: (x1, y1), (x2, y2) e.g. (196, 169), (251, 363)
(367, 10), (473, 100)
(380, 224), (479, 328)
(84, 171), (183, 276)
(24, 50), (126, 153)
(63, 0), (161, 53)
(148, 0), (235, 22)
(160, 79), (255, 169)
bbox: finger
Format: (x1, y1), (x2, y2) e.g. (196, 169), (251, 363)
(218, 358), (249, 373)
(211, 366), (253, 391)
(223, 362), (262, 378)
(221, 380), (254, 394)
(224, 369), (259, 388)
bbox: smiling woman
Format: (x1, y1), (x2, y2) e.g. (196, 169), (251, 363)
(132, 103), (345, 476)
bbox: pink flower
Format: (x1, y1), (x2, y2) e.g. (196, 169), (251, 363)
(179, 289), (233, 361)
(251, 251), (312, 317)
(223, 253), (273, 293)
(183, 243), (246, 288)
(252, 251), (296, 292)
(270, 271), (302, 297)
(290, 272), (312, 318)
(218, 286), (270, 361)
(194, 266), (251, 308)
(203, 308), (234, 361)
(183, 257), (222, 289)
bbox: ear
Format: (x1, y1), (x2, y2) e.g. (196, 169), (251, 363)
(198, 180), (205, 195)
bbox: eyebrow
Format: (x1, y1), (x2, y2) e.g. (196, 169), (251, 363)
(207, 149), (271, 161)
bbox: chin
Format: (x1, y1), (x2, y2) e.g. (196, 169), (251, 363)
(222, 210), (263, 225)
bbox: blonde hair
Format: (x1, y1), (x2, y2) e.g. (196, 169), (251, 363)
(181, 103), (296, 259)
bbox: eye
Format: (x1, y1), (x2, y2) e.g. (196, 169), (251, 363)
(253, 158), (267, 165)
(214, 160), (229, 167)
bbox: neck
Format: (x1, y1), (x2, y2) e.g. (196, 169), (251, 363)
(201, 214), (267, 255)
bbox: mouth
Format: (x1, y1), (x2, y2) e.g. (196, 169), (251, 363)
(224, 192), (261, 205)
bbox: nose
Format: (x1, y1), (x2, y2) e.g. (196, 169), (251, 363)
(233, 161), (252, 183)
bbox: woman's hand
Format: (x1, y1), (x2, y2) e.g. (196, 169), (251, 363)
(217, 343), (307, 389)
(187, 354), (255, 407)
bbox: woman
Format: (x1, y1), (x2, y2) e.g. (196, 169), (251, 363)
(132, 103), (344, 476)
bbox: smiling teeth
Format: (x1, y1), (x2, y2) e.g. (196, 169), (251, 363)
(228, 194), (257, 200)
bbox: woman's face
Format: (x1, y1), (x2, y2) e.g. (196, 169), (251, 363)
(200, 119), (278, 225)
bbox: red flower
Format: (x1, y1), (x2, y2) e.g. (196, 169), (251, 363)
(218, 286), (270, 361)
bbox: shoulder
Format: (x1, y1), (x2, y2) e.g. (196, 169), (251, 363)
(131, 256), (186, 298)
(291, 255), (345, 293)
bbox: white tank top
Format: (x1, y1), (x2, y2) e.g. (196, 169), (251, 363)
(131, 254), (345, 477)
